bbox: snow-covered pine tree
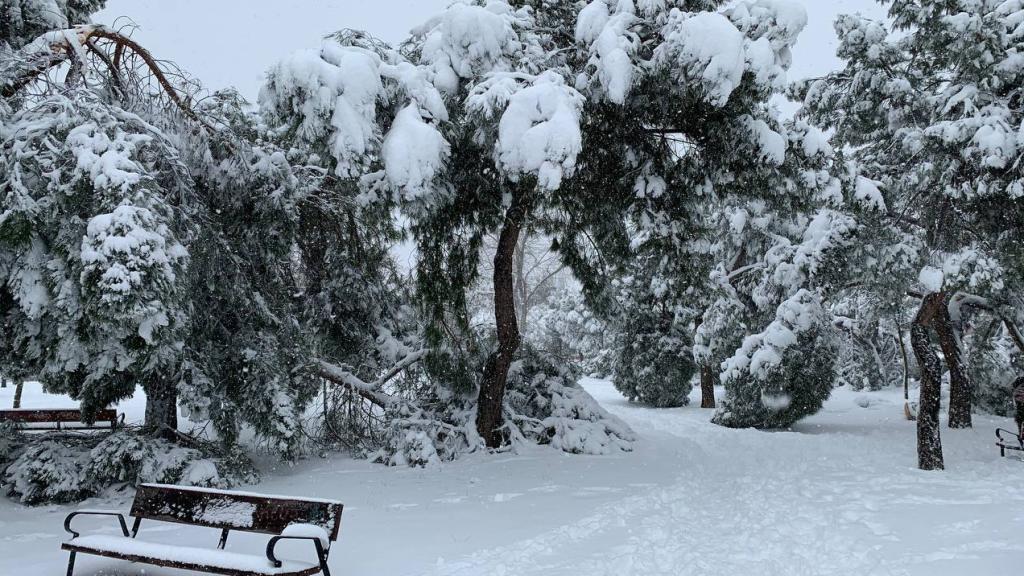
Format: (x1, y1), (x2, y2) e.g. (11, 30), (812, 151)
(0, 0), (105, 49)
(401, 1), (603, 447)
(0, 26), (324, 465)
(257, 5), (640, 456)
(526, 283), (614, 377)
(801, 0), (1024, 468)
(0, 91), (191, 433)
(608, 252), (698, 408)
(544, 0), (857, 425)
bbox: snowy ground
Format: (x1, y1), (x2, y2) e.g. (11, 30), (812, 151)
(1, 380), (1022, 575)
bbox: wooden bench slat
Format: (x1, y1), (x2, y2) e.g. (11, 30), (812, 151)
(131, 484), (344, 541)
(0, 408), (118, 424)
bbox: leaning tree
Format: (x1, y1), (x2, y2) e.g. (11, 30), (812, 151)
(0, 26), (329, 457)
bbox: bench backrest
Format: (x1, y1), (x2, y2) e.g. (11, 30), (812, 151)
(0, 408), (117, 424)
(131, 484), (344, 541)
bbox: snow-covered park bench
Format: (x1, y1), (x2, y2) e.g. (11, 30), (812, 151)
(0, 408), (122, 432)
(61, 483), (343, 576)
(996, 427), (1024, 458)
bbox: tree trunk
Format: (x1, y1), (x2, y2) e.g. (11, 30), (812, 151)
(143, 379), (179, 441)
(912, 293), (945, 471)
(13, 379), (24, 409)
(514, 234), (528, 337)
(700, 363), (716, 409)
(894, 331), (909, 400)
(933, 295), (972, 428)
(477, 193), (530, 448)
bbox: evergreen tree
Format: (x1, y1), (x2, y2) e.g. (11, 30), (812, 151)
(801, 0), (1024, 468)
(0, 0), (105, 49)
(555, 0), (859, 426)
(0, 26), (325, 459)
(0, 91), (192, 432)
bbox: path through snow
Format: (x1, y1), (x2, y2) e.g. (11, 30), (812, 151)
(422, 382), (1024, 576)
(0, 380), (1021, 575)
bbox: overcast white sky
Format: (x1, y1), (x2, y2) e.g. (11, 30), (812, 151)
(95, 0), (888, 103)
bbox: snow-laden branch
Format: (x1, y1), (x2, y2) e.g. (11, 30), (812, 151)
(2, 25), (213, 131)
(314, 349), (429, 408)
(951, 293), (1024, 354)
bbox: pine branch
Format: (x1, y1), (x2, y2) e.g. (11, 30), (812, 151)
(314, 350), (428, 408)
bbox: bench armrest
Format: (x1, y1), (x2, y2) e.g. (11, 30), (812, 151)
(64, 510), (130, 539)
(996, 428), (1023, 445)
(266, 535), (331, 575)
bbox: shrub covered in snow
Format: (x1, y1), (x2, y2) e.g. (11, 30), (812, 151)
(2, 431), (257, 504)
(0, 421), (23, 468)
(970, 329), (1023, 417)
(713, 290), (839, 429)
(4, 439), (92, 504)
(368, 344), (634, 467)
(505, 345), (635, 454)
(614, 315), (695, 409)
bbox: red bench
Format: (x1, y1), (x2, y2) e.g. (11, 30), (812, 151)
(0, 408), (121, 431)
(62, 483), (343, 576)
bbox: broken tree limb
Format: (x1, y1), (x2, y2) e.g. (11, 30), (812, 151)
(314, 350), (427, 409)
(2, 25), (213, 132)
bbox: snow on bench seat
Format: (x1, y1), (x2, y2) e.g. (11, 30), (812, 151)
(63, 535), (321, 576)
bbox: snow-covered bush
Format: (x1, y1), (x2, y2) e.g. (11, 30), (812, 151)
(369, 344), (634, 467)
(0, 421), (23, 467)
(87, 432), (205, 486)
(614, 315), (695, 408)
(505, 346), (635, 454)
(713, 290), (839, 429)
(970, 330), (1022, 417)
(4, 439), (92, 504)
(2, 431), (257, 503)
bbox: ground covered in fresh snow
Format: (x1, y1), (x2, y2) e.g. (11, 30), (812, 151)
(1, 380), (1021, 575)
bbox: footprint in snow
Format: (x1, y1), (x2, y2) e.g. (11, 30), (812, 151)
(527, 485), (562, 493)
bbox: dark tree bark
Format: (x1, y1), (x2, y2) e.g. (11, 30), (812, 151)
(477, 193), (531, 448)
(933, 296), (972, 428)
(13, 379), (24, 409)
(912, 293), (945, 471)
(700, 363), (716, 409)
(143, 379), (179, 441)
(514, 234), (529, 336)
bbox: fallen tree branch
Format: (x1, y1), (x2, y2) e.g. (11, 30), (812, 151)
(314, 349), (428, 409)
(315, 362), (394, 409)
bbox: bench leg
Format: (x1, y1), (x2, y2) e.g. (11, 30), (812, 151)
(315, 541), (331, 576)
(65, 551), (76, 576)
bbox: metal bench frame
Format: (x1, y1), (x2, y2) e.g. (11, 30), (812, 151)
(62, 483), (343, 576)
(996, 427), (1024, 458)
